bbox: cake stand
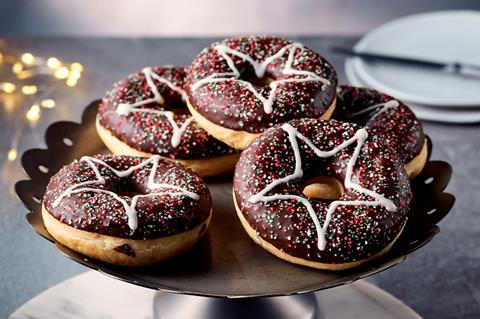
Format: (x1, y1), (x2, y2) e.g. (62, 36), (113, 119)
(15, 101), (455, 319)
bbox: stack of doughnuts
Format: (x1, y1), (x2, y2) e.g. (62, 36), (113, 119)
(43, 35), (428, 269)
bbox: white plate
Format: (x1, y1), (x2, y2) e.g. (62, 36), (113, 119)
(351, 10), (480, 108)
(346, 59), (480, 123)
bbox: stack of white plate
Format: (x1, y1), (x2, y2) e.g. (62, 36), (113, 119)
(345, 10), (480, 124)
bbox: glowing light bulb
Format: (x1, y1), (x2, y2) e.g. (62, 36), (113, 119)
(7, 148), (18, 161)
(7, 148), (17, 161)
(69, 70), (81, 80)
(66, 77), (78, 87)
(0, 52), (3, 63)
(70, 62), (83, 72)
(21, 52), (35, 65)
(47, 57), (61, 69)
(54, 66), (69, 79)
(26, 103), (41, 122)
(1, 82), (16, 93)
(21, 85), (38, 95)
(12, 62), (23, 74)
(40, 99), (56, 108)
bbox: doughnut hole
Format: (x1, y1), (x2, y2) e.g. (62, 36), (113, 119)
(245, 74), (275, 86)
(166, 106), (190, 116)
(302, 176), (344, 200)
(113, 179), (146, 197)
(143, 100), (189, 116)
(242, 68), (275, 87)
(117, 190), (143, 197)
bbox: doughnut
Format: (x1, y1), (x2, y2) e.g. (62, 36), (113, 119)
(334, 85), (427, 179)
(97, 66), (239, 177)
(233, 119), (412, 270)
(185, 36), (338, 150)
(42, 154), (211, 267)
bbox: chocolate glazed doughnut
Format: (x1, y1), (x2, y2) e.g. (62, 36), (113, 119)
(97, 66), (239, 177)
(42, 155), (212, 266)
(233, 119), (411, 270)
(185, 36), (338, 150)
(333, 85), (427, 179)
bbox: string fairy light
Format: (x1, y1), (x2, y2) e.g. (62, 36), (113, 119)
(46, 57), (61, 69)
(69, 70), (81, 80)
(21, 85), (38, 95)
(0, 49), (84, 161)
(20, 52), (35, 66)
(0, 51), (84, 89)
(66, 78), (78, 87)
(0, 82), (16, 93)
(71, 62), (83, 72)
(7, 148), (18, 161)
(40, 99), (56, 108)
(54, 66), (69, 79)
(26, 103), (41, 122)
(12, 62), (23, 74)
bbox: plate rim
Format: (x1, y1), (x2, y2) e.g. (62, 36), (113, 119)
(351, 10), (480, 107)
(345, 58), (480, 124)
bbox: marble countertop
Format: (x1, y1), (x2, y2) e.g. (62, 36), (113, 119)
(0, 37), (478, 319)
(8, 271), (422, 319)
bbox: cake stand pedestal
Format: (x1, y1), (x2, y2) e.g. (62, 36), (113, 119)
(9, 270), (421, 319)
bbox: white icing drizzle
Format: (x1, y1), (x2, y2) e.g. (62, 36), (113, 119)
(116, 67), (193, 148)
(191, 42), (331, 114)
(349, 100), (399, 121)
(52, 155), (199, 231)
(248, 124), (396, 251)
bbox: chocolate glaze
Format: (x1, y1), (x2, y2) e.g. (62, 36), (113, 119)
(185, 36), (337, 133)
(333, 85), (424, 162)
(98, 66), (235, 159)
(234, 119), (411, 264)
(43, 155), (211, 239)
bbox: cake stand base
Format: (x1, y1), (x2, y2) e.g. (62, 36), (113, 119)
(9, 271), (421, 319)
(154, 291), (318, 319)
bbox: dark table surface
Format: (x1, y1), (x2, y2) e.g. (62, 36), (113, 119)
(0, 37), (478, 319)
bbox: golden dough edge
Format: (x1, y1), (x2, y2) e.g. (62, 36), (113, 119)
(187, 97), (337, 150)
(96, 118), (240, 177)
(42, 204), (211, 267)
(232, 191), (404, 271)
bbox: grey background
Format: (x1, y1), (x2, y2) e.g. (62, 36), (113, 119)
(0, 1), (479, 36)
(0, 37), (478, 319)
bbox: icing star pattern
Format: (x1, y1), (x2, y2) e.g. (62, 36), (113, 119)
(53, 155), (199, 231)
(349, 100), (400, 121)
(116, 67), (193, 148)
(191, 42), (331, 114)
(248, 123), (396, 250)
